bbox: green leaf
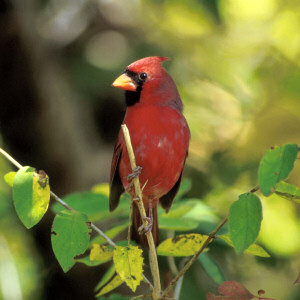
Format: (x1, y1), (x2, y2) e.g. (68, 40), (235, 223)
(229, 193), (262, 254)
(198, 252), (225, 285)
(52, 191), (110, 222)
(275, 181), (300, 203)
(157, 233), (209, 256)
(159, 201), (197, 219)
(4, 171), (16, 187)
(90, 244), (113, 263)
(51, 210), (91, 272)
(97, 294), (130, 300)
(96, 274), (123, 297)
(53, 191), (131, 222)
(13, 166), (50, 229)
(95, 265), (116, 292)
(75, 256), (104, 267)
(113, 245), (143, 292)
(159, 217), (199, 231)
(90, 222), (128, 246)
(174, 178), (192, 201)
(258, 144), (299, 196)
(218, 234), (270, 257)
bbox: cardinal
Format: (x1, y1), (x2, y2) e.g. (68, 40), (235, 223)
(109, 56), (190, 247)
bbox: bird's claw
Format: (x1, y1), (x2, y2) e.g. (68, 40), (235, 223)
(138, 216), (153, 235)
(127, 166), (142, 181)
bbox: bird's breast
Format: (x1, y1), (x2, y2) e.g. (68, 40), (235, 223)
(119, 106), (190, 201)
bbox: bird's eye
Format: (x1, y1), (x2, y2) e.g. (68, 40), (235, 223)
(139, 72), (148, 81)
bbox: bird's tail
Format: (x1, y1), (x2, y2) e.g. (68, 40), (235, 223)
(132, 201), (159, 248)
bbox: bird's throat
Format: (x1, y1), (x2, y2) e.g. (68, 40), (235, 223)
(125, 89), (142, 107)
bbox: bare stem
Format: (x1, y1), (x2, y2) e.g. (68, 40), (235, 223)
(128, 201), (133, 246)
(162, 216), (228, 297)
(0, 146), (153, 291)
(121, 125), (161, 300)
(0, 148), (23, 169)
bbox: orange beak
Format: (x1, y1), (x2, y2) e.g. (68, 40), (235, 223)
(112, 73), (137, 92)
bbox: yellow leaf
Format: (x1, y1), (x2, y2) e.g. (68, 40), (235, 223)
(90, 244), (113, 263)
(113, 245), (143, 292)
(218, 234), (270, 258)
(4, 171), (16, 187)
(32, 171), (50, 223)
(96, 274), (123, 297)
(92, 183), (109, 196)
(157, 233), (209, 257)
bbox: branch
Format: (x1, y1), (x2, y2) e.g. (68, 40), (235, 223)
(162, 216), (228, 297)
(0, 147), (153, 291)
(121, 125), (161, 300)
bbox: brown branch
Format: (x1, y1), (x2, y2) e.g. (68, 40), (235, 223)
(162, 216), (228, 297)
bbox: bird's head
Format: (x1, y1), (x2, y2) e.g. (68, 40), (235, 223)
(112, 56), (182, 110)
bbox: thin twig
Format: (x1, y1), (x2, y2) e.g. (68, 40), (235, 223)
(0, 147), (154, 291)
(0, 148), (23, 169)
(162, 216), (228, 297)
(128, 201), (133, 246)
(250, 185), (260, 193)
(121, 125), (161, 300)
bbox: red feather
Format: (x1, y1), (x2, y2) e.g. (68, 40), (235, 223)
(109, 57), (190, 247)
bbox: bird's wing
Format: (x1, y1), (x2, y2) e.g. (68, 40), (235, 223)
(160, 153), (188, 213)
(109, 140), (124, 212)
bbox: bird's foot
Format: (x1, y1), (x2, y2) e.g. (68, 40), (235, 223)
(127, 166), (142, 181)
(138, 216), (153, 235)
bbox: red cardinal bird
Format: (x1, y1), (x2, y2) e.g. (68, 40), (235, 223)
(109, 56), (190, 247)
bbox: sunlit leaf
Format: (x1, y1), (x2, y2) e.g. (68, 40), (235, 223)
(51, 210), (91, 272)
(275, 181), (300, 203)
(4, 171), (16, 187)
(95, 265), (115, 292)
(159, 201), (196, 219)
(258, 144), (298, 196)
(258, 194), (300, 256)
(159, 217), (199, 231)
(90, 244), (113, 263)
(198, 253), (225, 285)
(113, 245), (143, 292)
(157, 233), (209, 257)
(229, 193), (262, 254)
(218, 234), (270, 257)
(96, 274), (123, 297)
(180, 199), (219, 223)
(13, 166), (50, 229)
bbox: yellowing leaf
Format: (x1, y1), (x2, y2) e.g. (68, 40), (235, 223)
(4, 171), (16, 187)
(157, 233), (209, 257)
(32, 171), (50, 220)
(96, 274), (123, 297)
(218, 234), (270, 258)
(90, 244), (113, 263)
(113, 245), (143, 292)
(13, 167), (50, 229)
